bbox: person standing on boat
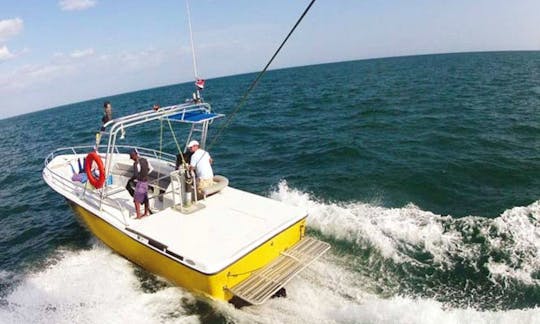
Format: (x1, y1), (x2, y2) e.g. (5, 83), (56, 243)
(101, 101), (113, 131)
(128, 148), (153, 218)
(96, 101), (113, 147)
(187, 140), (214, 193)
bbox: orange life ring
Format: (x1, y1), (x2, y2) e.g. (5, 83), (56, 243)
(85, 151), (106, 189)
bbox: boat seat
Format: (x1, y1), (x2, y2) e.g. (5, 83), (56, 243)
(202, 175), (229, 197)
(112, 161), (171, 189)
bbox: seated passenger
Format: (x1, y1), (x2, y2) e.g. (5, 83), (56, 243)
(187, 140), (214, 193)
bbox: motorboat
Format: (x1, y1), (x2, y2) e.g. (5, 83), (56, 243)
(42, 99), (330, 305)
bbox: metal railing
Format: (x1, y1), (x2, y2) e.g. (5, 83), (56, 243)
(43, 102), (224, 224)
(43, 145), (178, 226)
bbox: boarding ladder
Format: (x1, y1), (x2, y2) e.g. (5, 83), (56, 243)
(227, 237), (330, 305)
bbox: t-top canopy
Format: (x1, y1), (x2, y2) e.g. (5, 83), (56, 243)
(167, 106), (224, 124)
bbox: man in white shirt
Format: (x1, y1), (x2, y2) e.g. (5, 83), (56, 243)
(187, 140), (214, 193)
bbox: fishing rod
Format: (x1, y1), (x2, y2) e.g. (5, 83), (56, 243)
(207, 0), (317, 150)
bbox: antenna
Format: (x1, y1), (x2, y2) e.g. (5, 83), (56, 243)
(185, 0), (199, 80)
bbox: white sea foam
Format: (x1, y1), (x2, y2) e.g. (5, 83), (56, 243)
(270, 181), (464, 265)
(0, 270), (18, 283)
(271, 181), (540, 284)
(3, 183), (540, 323)
(3, 244), (538, 324)
(485, 200), (540, 285)
(0, 243), (199, 324)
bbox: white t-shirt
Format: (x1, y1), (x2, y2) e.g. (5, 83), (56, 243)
(190, 149), (213, 180)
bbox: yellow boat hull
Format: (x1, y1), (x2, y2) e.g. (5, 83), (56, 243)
(68, 201), (306, 301)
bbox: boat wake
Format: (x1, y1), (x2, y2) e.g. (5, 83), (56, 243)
(1, 180), (540, 323)
(0, 244), (202, 324)
(270, 181), (540, 311)
(272, 181), (540, 282)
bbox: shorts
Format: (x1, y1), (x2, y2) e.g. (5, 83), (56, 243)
(134, 181), (148, 203)
(197, 178), (215, 192)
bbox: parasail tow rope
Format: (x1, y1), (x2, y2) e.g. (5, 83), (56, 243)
(207, 0), (317, 151)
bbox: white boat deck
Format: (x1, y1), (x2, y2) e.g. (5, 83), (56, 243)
(125, 186), (306, 273)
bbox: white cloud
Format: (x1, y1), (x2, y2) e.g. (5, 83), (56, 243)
(0, 18), (23, 42)
(0, 45), (14, 61)
(70, 48), (95, 58)
(22, 63), (74, 79)
(0, 62), (74, 91)
(58, 0), (97, 11)
(113, 48), (167, 70)
(0, 47), (171, 94)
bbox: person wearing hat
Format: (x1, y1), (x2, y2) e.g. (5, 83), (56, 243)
(127, 148), (153, 218)
(187, 140), (214, 194)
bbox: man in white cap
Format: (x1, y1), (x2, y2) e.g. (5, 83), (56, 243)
(187, 140), (214, 193)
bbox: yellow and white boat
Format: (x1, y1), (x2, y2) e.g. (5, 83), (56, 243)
(42, 101), (329, 305)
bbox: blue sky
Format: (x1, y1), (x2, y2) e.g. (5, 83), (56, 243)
(1, 0), (539, 119)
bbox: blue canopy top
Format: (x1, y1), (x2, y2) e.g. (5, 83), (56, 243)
(167, 107), (224, 124)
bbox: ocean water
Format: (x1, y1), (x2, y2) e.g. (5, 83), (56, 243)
(1, 51), (540, 323)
